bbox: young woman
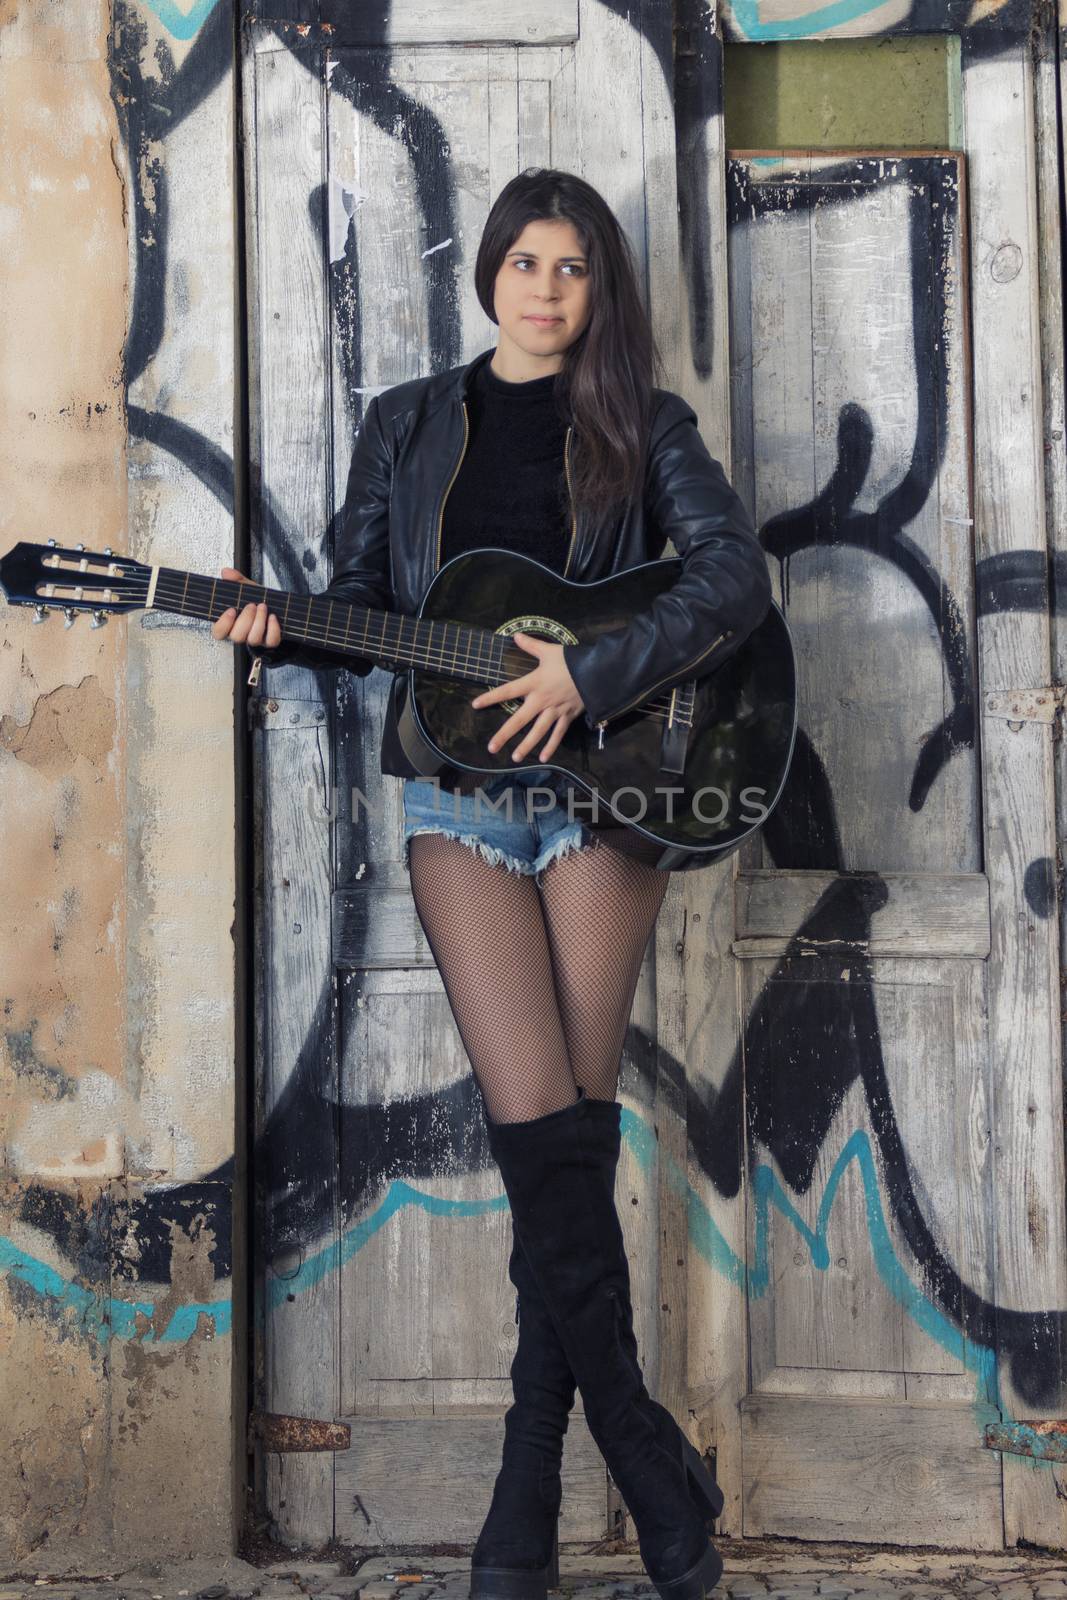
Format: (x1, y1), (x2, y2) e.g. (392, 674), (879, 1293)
(215, 169), (770, 1600)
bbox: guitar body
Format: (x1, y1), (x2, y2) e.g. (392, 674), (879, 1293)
(401, 549), (797, 872)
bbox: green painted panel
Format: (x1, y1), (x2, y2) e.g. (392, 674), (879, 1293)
(724, 36), (962, 150)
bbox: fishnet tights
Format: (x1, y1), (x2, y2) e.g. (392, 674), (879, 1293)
(407, 831), (670, 1122)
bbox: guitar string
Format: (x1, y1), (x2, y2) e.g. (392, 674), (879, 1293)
(50, 562), (691, 703)
(146, 575), (698, 727)
(57, 570), (698, 729)
(147, 574), (692, 703)
(94, 573), (700, 731)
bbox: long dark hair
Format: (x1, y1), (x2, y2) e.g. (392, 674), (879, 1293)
(474, 168), (662, 530)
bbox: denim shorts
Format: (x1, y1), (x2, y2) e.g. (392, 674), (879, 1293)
(401, 766), (597, 883)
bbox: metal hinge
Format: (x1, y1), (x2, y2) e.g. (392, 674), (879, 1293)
(983, 1419), (1067, 1462)
(249, 1409), (351, 1452)
(248, 697), (328, 732)
(984, 686), (1064, 724)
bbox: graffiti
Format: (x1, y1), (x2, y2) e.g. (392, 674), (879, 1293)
(144, 0), (224, 40)
(4, 0), (1064, 1522)
(0, 1097), (1008, 1428)
(721, 0), (1028, 46)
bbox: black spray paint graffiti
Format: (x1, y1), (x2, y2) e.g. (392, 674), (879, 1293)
(8, 0), (1065, 1421)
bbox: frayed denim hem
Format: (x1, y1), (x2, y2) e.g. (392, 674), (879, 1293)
(402, 824), (593, 882)
(532, 827), (594, 885)
(403, 825), (534, 878)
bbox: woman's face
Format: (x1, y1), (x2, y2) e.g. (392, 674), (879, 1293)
(491, 217), (592, 376)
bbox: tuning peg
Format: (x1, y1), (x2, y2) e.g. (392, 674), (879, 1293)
(103, 547), (113, 557)
(63, 607), (77, 627)
(32, 605), (49, 623)
(75, 542), (85, 552)
(89, 611), (108, 629)
(47, 538), (56, 548)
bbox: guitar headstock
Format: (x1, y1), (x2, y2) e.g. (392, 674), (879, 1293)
(0, 540), (152, 628)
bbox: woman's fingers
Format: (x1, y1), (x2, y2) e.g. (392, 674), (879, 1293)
(230, 602), (265, 644)
(211, 564), (281, 648)
(508, 706), (559, 763)
(538, 713), (572, 763)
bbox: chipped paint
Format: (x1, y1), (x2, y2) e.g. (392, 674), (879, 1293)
(328, 173), (366, 263)
(0, 0), (237, 1566)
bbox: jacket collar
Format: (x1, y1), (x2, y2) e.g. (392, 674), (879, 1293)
(458, 346), (496, 398)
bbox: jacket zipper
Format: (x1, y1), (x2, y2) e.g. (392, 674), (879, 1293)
(434, 401), (470, 574)
(593, 626), (734, 742)
(561, 426), (578, 578)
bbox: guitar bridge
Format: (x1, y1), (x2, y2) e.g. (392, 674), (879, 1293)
(659, 683), (694, 775)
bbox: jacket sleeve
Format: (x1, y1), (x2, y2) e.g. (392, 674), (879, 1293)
(255, 393), (395, 676)
(561, 396), (771, 730)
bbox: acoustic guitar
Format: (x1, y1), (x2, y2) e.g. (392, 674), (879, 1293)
(0, 540), (797, 872)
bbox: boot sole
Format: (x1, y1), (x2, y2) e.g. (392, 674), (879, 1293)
(648, 1537), (724, 1600)
(469, 1521), (559, 1600)
(469, 1559), (556, 1600)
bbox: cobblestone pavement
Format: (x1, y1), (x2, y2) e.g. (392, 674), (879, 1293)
(4, 1543), (1067, 1600)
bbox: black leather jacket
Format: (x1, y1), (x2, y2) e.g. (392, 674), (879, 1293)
(260, 347), (772, 785)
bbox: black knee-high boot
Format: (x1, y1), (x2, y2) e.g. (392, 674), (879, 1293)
(470, 1218), (577, 1599)
(564, 1093), (725, 1528)
(484, 1088), (724, 1600)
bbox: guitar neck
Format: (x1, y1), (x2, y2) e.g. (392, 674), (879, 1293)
(148, 566), (528, 688)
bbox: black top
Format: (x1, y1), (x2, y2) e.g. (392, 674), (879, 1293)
(439, 359), (572, 573)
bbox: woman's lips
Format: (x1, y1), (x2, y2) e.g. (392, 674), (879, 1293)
(525, 315), (563, 326)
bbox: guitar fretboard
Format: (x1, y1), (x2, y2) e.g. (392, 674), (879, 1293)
(149, 567), (533, 689)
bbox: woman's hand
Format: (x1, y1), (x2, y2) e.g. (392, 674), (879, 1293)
(210, 566), (282, 649)
(471, 632), (586, 763)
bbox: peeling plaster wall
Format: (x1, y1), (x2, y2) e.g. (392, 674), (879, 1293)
(0, 0), (239, 1571)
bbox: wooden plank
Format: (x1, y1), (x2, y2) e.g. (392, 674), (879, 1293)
(732, 153), (978, 877)
(741, 1393), (1003, 1547)
(758, 1366), (905, 1400)
(632, 0), (690, 1456)
(250, 1), (579, 49)
(684, 851), (748, 1536)
(963, 40), (1067, 1547)
(332, 878), (437, 968)
(746, 1071), (906, 1394)
(875, 960), (995, 1381)
(741, 956), (998, 1484)
(734, 869), (990, 958)
(730, 152), (815, 878)
(333, 1414), (605, 1546)
(382, 46), (565, 83)
(337, 970), (516, 1404)
(256, 728), (337, 1546)
(678, 24), (754, 1535)
(246, 37), (338, 1546)
(815, 156), (975, 871)
(518, 74), (551, 172)
(488, 59), (520, 209)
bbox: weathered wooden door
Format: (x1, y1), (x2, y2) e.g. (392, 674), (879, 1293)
(724, 146), (1067, 1550)
(242, 0), (693, 1547)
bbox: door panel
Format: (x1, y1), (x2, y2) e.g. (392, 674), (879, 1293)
(246, 3), (685, 1546)
(728, 151), (1000, 1546)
